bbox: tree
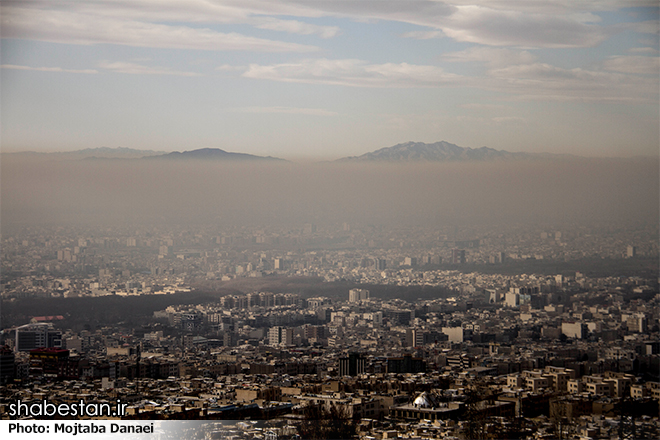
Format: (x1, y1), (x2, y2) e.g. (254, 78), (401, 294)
(297, 402), (358, 440)
(463, 380), (488, 440)
(549, 398), (572, 440)
(617, 385), (637, 440)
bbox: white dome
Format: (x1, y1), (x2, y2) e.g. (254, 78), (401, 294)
(413, 392), (438, 408)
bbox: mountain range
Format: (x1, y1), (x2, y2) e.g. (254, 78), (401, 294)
(3, 142), (574, 162)
(3, 147), (166, 160)
(141, 148), (285, 162)
(336, 141), (553, 162)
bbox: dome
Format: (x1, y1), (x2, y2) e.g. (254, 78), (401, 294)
(413, 392), (439, 408)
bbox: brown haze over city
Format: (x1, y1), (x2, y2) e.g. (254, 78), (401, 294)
(2, 1), (658, 233)
(2, 156), (657, 232)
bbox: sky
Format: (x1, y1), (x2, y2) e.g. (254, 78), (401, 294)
(1, 1), (658, 160)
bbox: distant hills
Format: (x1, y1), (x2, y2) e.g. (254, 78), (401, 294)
(3, 142), (577, 163)
(336, 141), (556, 162)
(3, 147), (286, 162)
(3, 147), (166, 160)
(142, 148), (285, 162)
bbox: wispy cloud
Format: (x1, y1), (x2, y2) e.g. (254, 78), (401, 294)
(285, 0), (612, 48)
(229, 106), (337, 116)
(0, 64), (98, 74)
(460, 103), (511, 110)
(626, 20), (659, 35)
(439, 5), (609, 48)
(98, 61), (202, 76)
(253, 17), (340, 38)
(602, 55), (660, 75)
(243, 58), (462, 88)
(492, 116), (526, 123)
(2, 1), (634, 52)
(444, 47), (538, 67)
(216, 64), (248, 72)
(443, 47), (659, 102)
(401, 30), (445, 39)
(629, 47), (659, 54)
(241, 54), (658, 102)
(486, 62), (658, 102)
(1, 4), (319, 53)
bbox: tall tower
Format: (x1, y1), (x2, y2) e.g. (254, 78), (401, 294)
(339, 352), (365, 376)
(451, 249), (466, 264)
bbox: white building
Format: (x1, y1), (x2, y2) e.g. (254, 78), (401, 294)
(442, 326), (464, 343)
(561, 322), (588, 339)
(348, 289), (370, 303)
(268, 326), (293, 346)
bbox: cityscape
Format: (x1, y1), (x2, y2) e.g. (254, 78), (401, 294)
(2, 0), (659, 439)
(1, 215), (658, 439)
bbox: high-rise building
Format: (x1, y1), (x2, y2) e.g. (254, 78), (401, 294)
(403, 257), (417, 267)
(304, 325), (327, 340)
(405, 329), (425, 347)
(442, 326), (464, 343)
(505, 292), (520, 308)
(268, 327), (293, 346)
(339, 352), (366, 376)
(561, 322), (588, 339)
(15, 323), (62, 352)
(259, 292), (274, 308)
(180, 312), (203, 332)
(626, 314), (648, 333)
(348, 289), (370, 303)
(0, 346), (15, 384)
(389, 309), (414, 325)
(451, 249), (466, 264)
(386, 354), (426, 374)
(374, 258), (387, 270)
(29, 347), (78, 380)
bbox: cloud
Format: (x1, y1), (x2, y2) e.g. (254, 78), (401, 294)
(98, 61), (202, 76)
(240, 55), (657, 102)
(401, 30), (445, 39)
(460, 103), (511, 110)
(492, 116), (526, 123)
(0, 4), (319, 52)
(229, 106), (338, 116)
(1, 1), (633, 51)
(444, 47), (538, 67)
(286, 0), (611, 48)
(439, 5), (609, 48)
(253, 17), (340, 38)
(216, 64), (248, 72)
(629, 47), (659, 54)
(0, 64), (98, 74)
(242, 58), (462, 88)
(437, 1), (656, 14)
(487, 62), (658, 102)
(602, 56), (660, 75)
(627, 20), (660, 35)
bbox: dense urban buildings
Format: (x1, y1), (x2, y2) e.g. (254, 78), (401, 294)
(1, 221), (658, 439)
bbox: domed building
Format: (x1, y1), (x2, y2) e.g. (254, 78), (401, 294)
(413, 391), (441, 409)
(391, 391), (461, 421)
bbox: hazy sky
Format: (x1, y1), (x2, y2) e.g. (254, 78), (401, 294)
(1, 1), (658, 159)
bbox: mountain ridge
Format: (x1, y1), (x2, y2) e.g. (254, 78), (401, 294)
(2, 147), (166, 160)
(335, 141), (573, 162)
(1, 143), (606, 163)
(143, 148), (286, 162)
(2, 147), (286, 162)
